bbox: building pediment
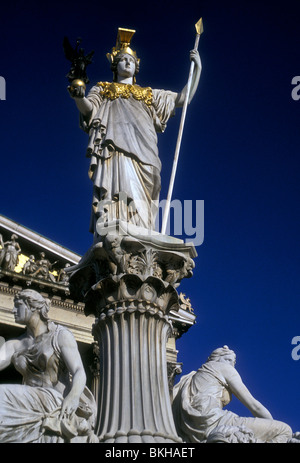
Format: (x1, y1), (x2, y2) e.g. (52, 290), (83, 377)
(0, 214), (92, 344)
(0, 214), (80, 296)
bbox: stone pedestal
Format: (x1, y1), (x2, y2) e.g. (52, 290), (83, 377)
(68, 220), (196, 443)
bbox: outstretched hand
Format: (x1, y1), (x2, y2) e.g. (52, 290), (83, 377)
(67, 84), (85, 99)
(190, 49), (201, 69)
(59, 393), (80, 420)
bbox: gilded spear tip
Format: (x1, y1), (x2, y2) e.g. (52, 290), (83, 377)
(195, 18), (204, 35)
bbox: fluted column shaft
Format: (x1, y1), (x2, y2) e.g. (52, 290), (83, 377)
(92, 301), (181, 443)
(69, 230), (197, 443)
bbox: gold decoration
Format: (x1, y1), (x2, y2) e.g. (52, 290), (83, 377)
(195, 18), (204, 36)
(69, 79), (86, 92)
(106, 27), (140, 64)
(97, 81), (152, 106)
(11, 251), (58, 277)
(14, 253), (27, 274)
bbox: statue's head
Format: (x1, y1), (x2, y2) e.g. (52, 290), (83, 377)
(14, 289), (50, 322)
(207, 345), (236, 366)
(107, 28), (140, 83)
(110, 52), (140, 83)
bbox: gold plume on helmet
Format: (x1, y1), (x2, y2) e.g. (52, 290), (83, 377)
(106, 27), (140, 64)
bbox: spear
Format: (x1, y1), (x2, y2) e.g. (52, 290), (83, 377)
(161, 18), (203, 235)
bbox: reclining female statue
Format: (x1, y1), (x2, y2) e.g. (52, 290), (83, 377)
(172, 345), (297, 443)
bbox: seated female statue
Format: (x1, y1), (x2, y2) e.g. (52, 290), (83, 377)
(172, 345), (294, 443)
(0, 289), (98, 443)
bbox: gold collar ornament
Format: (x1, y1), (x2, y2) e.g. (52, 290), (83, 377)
(97, 81), (152, 106)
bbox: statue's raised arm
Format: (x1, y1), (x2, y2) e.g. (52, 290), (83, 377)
(175, 49), (202, 107)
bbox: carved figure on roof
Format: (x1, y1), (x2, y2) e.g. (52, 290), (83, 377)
(0, 289), (98, 443)
(30, 252), (58, 282)
(0, 233), (21, 271)
(22, 254), (38, 276)
(68, 28), (201, 236)
(58, 263), (71, 284)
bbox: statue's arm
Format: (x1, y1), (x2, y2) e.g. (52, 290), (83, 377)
(175, 50), (202, 107)
(58, 329), (87, 418)
(72, 95), (93, 118)
(68, 85), (93, 117)
(0, 339), (17, 371)
(225, 366), (273, 419)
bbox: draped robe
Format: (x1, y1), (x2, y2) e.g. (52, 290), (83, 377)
(0, 322), (97, 443)
(80, 83), (177, 233)
(172, 361), (293, 443)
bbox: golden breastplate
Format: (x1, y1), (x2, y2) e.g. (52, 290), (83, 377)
(97, 81), (153, 106)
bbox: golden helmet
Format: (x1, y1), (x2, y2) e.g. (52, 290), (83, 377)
(106, 28), (140, 64)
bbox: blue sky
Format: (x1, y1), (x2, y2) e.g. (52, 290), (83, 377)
(0, 0), (299, 433)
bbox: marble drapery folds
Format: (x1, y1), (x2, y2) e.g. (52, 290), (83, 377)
(0, 322), (97, 443)
(80, 83), (177, 232)
(172, 361), (294, 443)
